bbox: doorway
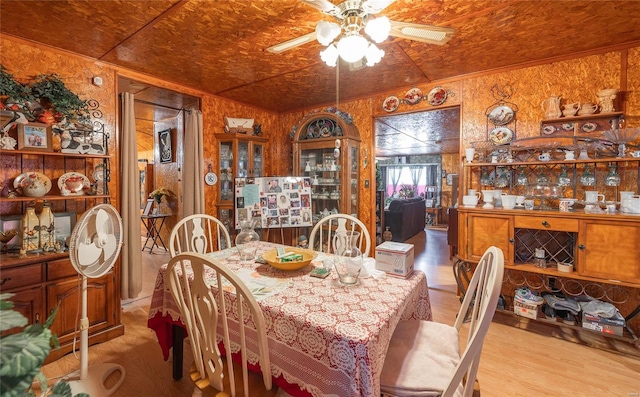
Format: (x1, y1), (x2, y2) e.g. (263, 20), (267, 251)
(118, 77), (200, 235)
(374, 106), (461, 222)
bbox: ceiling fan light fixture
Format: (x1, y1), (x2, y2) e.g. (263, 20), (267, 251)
(365, 43), (384, 66)
(337, 34), (368, 63)
(316, 20), (341, 46)
(320, 43), (339, 66)
(365, 16), (390, 43)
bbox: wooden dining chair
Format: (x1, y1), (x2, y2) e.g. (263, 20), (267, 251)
(380, 246), (504, 397)
(166, 252), (275, 397)
(169, 214), (232, 257)
(308, 213), (371, 257)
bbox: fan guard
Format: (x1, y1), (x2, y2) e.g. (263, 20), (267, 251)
(65, 203), (125, 397)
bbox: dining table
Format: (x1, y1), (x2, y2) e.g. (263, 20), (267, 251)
(147, 241), (432, 397)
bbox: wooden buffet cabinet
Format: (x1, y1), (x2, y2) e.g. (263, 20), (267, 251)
(0, 111), (123, 363)
(458, 155), (640, 354)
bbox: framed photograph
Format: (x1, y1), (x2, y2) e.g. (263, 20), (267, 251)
(54, 212), (77, 242)
(158, 128), (174, 163)
(0, 214), (23, 251)
(17, 122), (53, 151)
(143, 199), (154, 216)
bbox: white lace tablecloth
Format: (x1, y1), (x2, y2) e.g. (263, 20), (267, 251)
(148, 242), (431, 397)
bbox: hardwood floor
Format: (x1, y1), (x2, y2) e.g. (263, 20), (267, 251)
(40, 230), (640, 396)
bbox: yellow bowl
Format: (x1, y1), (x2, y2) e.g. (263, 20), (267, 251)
(261, 248), (318, 271)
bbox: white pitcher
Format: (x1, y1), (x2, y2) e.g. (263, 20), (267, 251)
(541, 95), (562, 119)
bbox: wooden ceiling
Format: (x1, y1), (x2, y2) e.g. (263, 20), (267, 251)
(2, 1), (640, 114)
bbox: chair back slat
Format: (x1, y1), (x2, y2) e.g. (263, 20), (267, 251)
(167, 252), (272, 396)
(309, 213), (371, 256)
(170, 214), (232, 257)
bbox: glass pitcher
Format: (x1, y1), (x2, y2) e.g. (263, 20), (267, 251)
(333, 231), (363, 285)
(235, 220), (260, 262)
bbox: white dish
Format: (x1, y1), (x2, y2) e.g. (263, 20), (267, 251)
(382, 96), (400, 112)
(13, 172), (52, 196)
(489, 126), (513, 145)
(404, 87), (423, 105)
(581, 122), (598, 133)
(427, 87), (447, 106)
(542, 125), (556, 135)
(488, 105), (514, 125)
(58, 172), (90, 196)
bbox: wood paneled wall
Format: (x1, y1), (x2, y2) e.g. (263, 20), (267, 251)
(2, 35), (639, 240)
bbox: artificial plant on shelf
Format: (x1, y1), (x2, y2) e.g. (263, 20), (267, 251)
(28, 74), (89, 124)
(0, 293), (87, 397)
(0, 65), (34, 108)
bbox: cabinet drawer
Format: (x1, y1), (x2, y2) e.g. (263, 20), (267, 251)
(47, 258), (76, 281)
(0, 264), (43, 290)
(515, 216), (578, 232)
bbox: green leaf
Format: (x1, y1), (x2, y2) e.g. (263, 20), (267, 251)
(0, 367), (41, 397)
(0, 309), (27, 333)
(0, 328), (52, 378)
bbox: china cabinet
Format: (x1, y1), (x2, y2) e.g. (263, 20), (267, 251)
(292, 112), (360, 222)
(458, 151), (640, 354)
(214, 133), (267, 235)
(0, 108), (122, 363)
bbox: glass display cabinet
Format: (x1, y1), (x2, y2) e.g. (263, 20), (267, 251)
(292, 111), (361, 223)
(214, 133), (267, 234)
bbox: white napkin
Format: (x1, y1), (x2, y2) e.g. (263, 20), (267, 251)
(362, 257), (385, 279)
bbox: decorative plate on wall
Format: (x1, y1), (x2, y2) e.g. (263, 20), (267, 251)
(404, 88), (423, 105)
(581, 122), (598, 133)
(489, 126), (513, 144)
(427, 87), (447, 106)
(542, 125), (557, 135)
(488, 105), (515, 125)
(382, 96), (400, 112)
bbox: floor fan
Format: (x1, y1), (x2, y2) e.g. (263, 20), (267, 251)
(65, 204), (125, 396)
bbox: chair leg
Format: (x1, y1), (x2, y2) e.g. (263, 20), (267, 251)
(192, 386), (203, 397)
(473, 378), (481, 397)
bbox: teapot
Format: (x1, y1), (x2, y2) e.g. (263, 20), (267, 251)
(22, 174), (50, 197)
(578, 102), (599, 115)
(541, 95), (562, 119)
(561, 102), (580, 117)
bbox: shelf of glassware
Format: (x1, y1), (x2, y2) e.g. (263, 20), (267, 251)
(462, 157), (640, 201)
(215, 133), (267, 204)
(295, 140), (359, 221)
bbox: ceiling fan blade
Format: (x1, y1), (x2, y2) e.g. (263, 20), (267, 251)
(267, 31), (317, 54)
(388, 21), (454, 45)
(363, 0), (397, 14)
(301, 0), (340, 15)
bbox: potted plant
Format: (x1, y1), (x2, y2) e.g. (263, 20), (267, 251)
(0, 65), (33, 108)
(28, 74), (89, 124)
(0, 293), (87, 397)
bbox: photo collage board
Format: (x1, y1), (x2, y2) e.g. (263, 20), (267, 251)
(234, 176), (313, 229)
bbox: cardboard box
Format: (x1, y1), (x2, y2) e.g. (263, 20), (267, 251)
(375, 242), (414, 278)
(582, 312), (625, 336)
(514, 299), (539, 320)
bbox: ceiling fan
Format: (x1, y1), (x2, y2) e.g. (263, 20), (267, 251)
(267, 0), (454, 67)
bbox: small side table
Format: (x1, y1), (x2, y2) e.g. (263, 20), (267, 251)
(141, 213), (171, 253)
(425, 207), (442, 226)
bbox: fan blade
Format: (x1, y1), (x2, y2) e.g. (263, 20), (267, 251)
(388, 20), (454, 45)
(95, 208), (110, 234)
(267, 32), (317, 54)
(78, 240), (102, 266)
(363, 0), (397, 14)
(102, 233), (118, 262)
(301, 0), (339, 15)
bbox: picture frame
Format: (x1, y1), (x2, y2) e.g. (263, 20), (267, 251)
(54, 212), (77, 242)
(158, 128), (174, 163)
(17, 122), (53, 151)
(143, 199), (155, 216)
